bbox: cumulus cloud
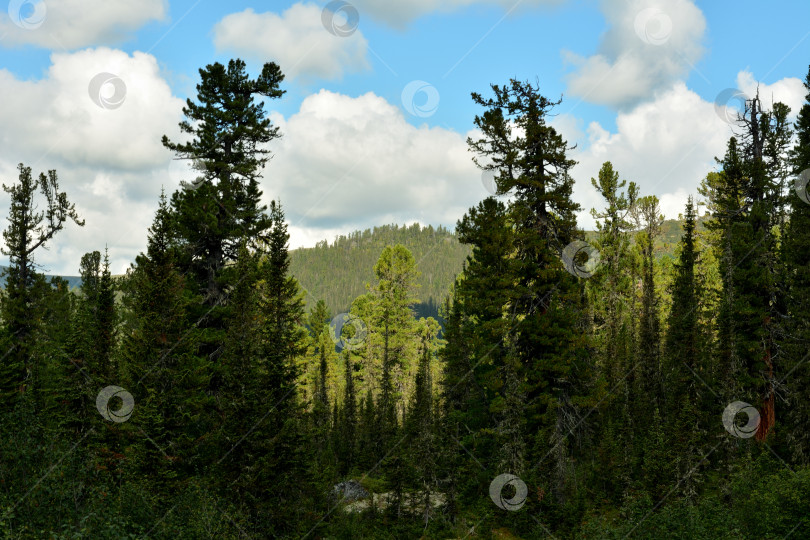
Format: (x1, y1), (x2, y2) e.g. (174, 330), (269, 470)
(0, 0), (166, 49)
(563, 0), (706, 109)
(0, 47), (185, 275)
(213, 4), (369, 81)
(0, 47), (184, 171)
(262, 89), (485, 246)
(567, 81), (730, 228)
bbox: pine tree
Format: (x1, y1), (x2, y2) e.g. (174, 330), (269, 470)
(632, 195), (664, 423)
(161, 58), (286, 366)
(587, 162), (637, 501)
(0, 164), (83, 407)
(370, 244), (419, 439)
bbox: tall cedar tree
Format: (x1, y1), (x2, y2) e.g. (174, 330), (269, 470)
(368, 244), (419, 518)
(370, 244), (420, 439)
(587, 162), (637, 501)
(467, 80), (591, 506)
(0, 164), (83, 407)
(632, 195), (664, 422)
(161, 58), (285, 365)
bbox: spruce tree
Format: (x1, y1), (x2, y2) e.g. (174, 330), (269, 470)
(663, 196), (708, 498)
(783, 64), (810, 463)
(118, 189), (209, 502)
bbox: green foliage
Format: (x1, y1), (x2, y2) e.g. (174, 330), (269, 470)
(289, 222), (470, 320)
(3, 61), (810, 540)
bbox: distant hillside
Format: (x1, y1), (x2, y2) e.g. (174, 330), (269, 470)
(0, 266), (83, 290)
(289, 223), (472, 321)
(289, 216), (707, 321)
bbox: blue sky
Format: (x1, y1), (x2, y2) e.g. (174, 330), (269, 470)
(0, 0), (808, 275)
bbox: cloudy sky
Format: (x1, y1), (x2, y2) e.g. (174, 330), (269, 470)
(0, 0), (808, 276)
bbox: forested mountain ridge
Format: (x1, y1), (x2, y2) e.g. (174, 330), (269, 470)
(289, 223), (471, 320)
(289, 216), (708, 321)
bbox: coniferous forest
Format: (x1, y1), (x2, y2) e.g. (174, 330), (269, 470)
(3, 55), (810, 539)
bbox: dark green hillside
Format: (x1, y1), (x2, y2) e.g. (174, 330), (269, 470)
(290, 216), (707, 321)
(289, 223), (471, 320)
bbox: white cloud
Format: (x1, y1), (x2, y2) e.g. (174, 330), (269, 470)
(213, 4), (369, 81)
(0, 47), (185, 275)
(568, 81), (730, 228)
(564, 0), (705, 109)
(736, 71), (806, 116)
(0, 0), (166, 49)
(0, 47), (184, 170)
(263, 89), (485, 244)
